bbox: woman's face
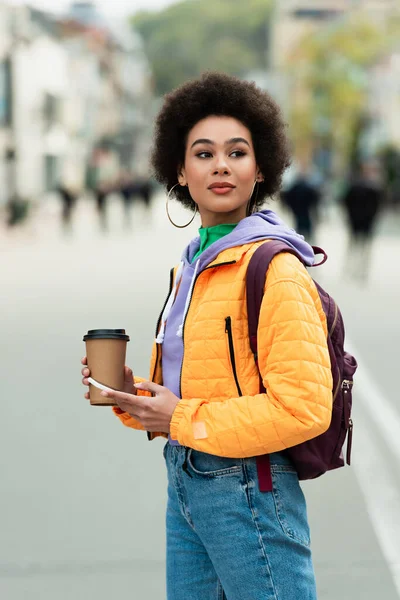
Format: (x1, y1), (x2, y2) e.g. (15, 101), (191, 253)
(180, 116), (263, 227)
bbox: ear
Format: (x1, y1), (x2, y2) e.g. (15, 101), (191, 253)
(256, 168), (264, 183)
(178, 165), (187, 187)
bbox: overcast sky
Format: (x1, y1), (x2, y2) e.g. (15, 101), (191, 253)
(6, 0), (177, 18)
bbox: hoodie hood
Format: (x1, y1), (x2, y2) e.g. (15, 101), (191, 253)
(183, 209), (315, 269)
(155, 209), (315, 345)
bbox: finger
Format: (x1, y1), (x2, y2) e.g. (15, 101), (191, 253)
(84, 392), (90, 400)
(81, 357), (87, 365)
(100, 389), (145, 408)
(124, 367), (134, 381)
(134, 381), (164, 394)
(82, 377), (89, 386)
(81, 367), (90, 377)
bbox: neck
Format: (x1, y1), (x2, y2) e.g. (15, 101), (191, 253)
(200, 207), (247, 228)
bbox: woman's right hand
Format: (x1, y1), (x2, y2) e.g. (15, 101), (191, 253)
(81, 357), (137, 401)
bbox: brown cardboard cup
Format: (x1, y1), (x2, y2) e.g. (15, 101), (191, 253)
(83, 329), (130, 406)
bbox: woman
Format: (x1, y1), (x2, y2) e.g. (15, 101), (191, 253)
(81, 72), (332, 599)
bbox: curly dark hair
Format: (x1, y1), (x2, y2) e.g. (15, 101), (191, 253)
(150, 71), (291, 211)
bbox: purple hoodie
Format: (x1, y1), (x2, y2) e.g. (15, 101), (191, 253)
(157, 209), (316, 445)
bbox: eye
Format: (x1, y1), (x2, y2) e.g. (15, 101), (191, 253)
(196, 151), (212, 159)
(230, 150), (246, 158)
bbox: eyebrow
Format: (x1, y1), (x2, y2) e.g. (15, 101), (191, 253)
(190, 137), (251, 149)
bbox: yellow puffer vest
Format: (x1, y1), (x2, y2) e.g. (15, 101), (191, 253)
(113, 240), (333, 458)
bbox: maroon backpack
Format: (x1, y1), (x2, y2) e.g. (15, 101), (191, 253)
(246, 240), (358, 492)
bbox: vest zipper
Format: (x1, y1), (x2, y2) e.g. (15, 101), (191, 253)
(154, 267), (175, 338)
(150, 343), (160, 388)
(179, 260), (237, 398)
(150, 268), (175, 387)
(148, 342), (161, 441)
(225, 316), (243, 397)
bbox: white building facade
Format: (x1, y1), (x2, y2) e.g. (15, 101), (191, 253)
(0, 1), (152, 205)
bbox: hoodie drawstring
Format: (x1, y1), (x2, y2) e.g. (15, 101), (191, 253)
(176, 259), (200, 339)
(155, 261), (184, 344)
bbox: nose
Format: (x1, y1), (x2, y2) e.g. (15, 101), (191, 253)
(212, 154), (231, 176)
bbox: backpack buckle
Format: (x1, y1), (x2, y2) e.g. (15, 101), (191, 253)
(341, 379), (353, 391)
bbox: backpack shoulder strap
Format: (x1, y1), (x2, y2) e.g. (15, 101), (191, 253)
(246, 241), (300, 362)
(246, 240), (327, 493)
(246, 240), (301, 493)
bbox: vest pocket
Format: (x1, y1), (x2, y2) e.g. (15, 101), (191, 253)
(225, 316), (243, 397)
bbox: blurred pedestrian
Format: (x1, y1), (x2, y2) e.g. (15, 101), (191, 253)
(94, 184), (108, 231)
(118, 171), (154, 228)
(380, 146), (400, 210)
(281, 165), (321, 241)
(81, 72), (332, 600)
(137, 177), (153, 209)
(119, 170), (136, 228)
(340, 160), (384, 282)
(6, 196), (30, 227)
(88, 147), (119, 232)
(57, 184), (77, 234)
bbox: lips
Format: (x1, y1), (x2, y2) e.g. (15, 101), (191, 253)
(208, 182), (236, 195)
(208, 182), (236, 189)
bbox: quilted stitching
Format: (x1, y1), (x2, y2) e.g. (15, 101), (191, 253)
(116, 241), (333, 455)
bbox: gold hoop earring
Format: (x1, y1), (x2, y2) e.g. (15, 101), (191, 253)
(166, 183), (198, 228)
(246, 181), (259, 217)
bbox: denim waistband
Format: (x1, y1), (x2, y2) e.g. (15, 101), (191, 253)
(164, 444), (293, 468)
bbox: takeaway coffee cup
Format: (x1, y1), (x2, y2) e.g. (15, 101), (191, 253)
(83, 329), (130, 406)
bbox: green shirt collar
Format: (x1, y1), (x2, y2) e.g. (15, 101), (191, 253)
(192, 223), (238, 263)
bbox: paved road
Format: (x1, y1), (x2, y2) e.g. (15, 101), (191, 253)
(1, 193), (399, 599)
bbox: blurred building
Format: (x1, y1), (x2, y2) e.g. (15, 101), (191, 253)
(269, 0), (399, 88)
(106, 18), (154, 177)
(0, 0), (152, 206)
(270, 1), (345, 72)
(363, 51), (400, 155)
(266, 0), (400, 173)
(0, 2), (15, 206)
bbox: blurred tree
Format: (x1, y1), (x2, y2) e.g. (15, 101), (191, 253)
(286, 14), (400, 175)
(132, 0), (272, 95)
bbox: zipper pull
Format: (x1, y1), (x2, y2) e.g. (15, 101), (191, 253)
(341, 379), (353, 429)
(346, 418), (353, 466)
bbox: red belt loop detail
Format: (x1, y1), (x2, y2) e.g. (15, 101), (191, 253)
(256, 454), (272, 492)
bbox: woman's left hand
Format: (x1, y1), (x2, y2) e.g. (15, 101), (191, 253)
(101, 382), (180, 434)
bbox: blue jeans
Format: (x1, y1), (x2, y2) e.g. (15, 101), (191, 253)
(164, 444), (317, 600)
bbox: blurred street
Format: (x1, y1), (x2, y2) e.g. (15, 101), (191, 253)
(1, 0), (400, 598)
(1, 193), (400, 599)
